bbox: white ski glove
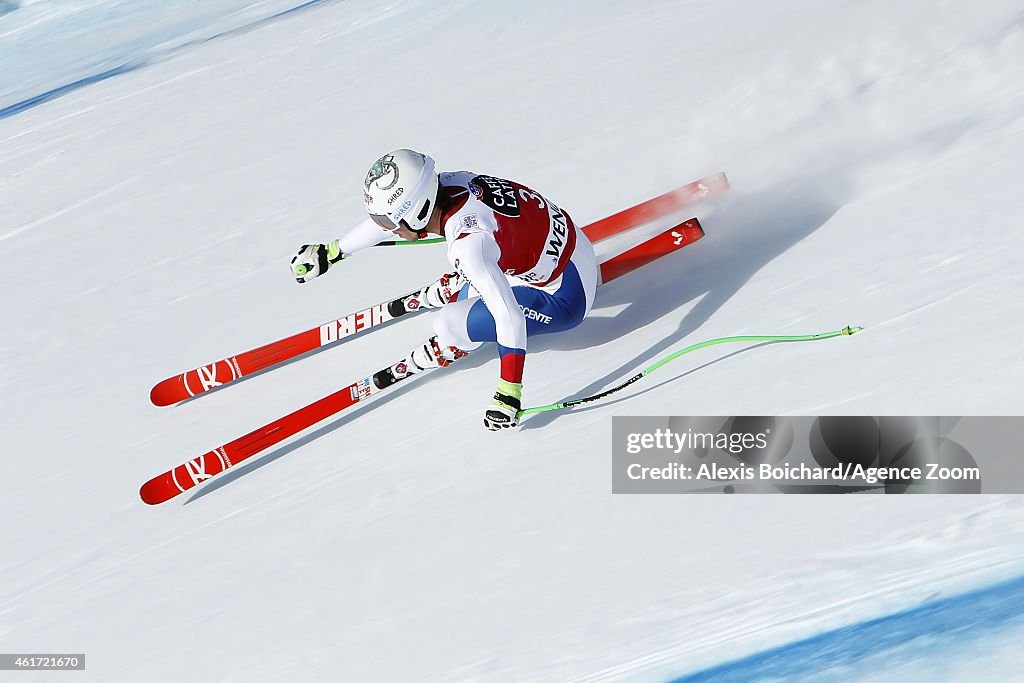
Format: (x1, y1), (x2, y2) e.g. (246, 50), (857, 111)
(484, 379), (523, 431)
(291, 240), (345, 283)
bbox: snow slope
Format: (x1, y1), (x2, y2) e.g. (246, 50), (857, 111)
(0, 0), (326, 112)
(2, 0), (1024, 680)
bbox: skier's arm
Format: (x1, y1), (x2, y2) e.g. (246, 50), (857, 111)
(290, 217), (394, 283)
(448, 230), (527, 390)
(337, 216), (396, 255)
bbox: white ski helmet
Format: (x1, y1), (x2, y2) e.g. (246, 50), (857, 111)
(363, 149), (439, 234)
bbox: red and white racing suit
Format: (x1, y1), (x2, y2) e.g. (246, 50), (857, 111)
(340, 171), (598, 386)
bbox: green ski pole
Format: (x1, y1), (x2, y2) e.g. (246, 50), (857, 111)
(374, 237), (446, 247)
(517, 325), (862, 420)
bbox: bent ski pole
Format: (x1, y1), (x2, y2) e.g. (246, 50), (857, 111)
(517, 326), (862, 419)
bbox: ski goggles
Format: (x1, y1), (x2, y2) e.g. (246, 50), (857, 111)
(368, 195), (433, 234)
(368, 212), (409, 232)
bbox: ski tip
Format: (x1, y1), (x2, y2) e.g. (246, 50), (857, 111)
(149, 385), (173, 406)
(841, 325), (863, 336)
(140, 475), (176, 505)
(150, 378), (184, 407)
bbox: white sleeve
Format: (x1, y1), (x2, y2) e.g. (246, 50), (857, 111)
(449, 231), (526, 357)
(337, 216), (395, 255)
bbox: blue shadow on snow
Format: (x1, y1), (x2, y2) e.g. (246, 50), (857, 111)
(0, 0), (337, 120)
(672, 572), (1024, 682)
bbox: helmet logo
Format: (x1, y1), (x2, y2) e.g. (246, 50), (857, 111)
(365, 154), (399, 191)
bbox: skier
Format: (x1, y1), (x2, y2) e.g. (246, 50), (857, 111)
(290, 149), (597, 430)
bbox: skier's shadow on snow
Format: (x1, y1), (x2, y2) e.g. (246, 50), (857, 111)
(187, 178), (843, 502)
(518, 178), (846, 430)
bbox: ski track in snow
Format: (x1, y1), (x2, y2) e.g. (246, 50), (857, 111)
(1, 0), (1024, 681)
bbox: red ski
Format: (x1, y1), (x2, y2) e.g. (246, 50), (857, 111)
(149, 289), (426, 406)
(140, 218), (705, 505)
(149, 173), (728, 407)
(600, 218), (704, 284)
(583, 172), (727, 242)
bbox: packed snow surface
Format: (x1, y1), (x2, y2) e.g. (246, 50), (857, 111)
(2, 0), (1023, 680)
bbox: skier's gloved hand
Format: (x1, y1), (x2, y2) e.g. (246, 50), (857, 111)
(291, 241), (345, 283)
(418, 272), (464, 308)
(484, 379), (522, 431)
